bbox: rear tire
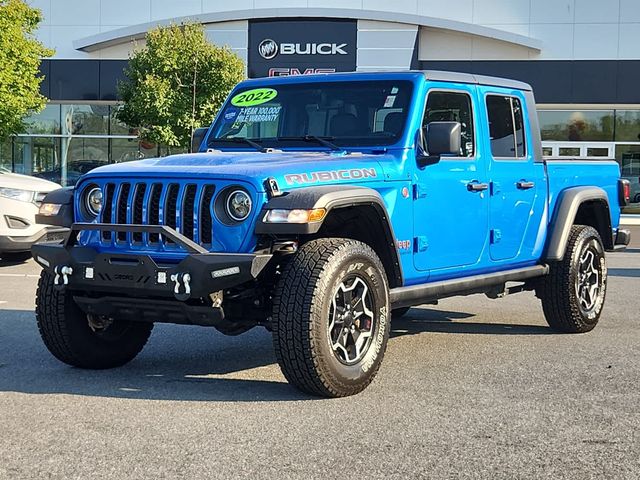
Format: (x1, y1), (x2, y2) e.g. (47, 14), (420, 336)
(36, 271), (153, 368)
(272, 238), (390, 397)
(539, 225), (607, 333)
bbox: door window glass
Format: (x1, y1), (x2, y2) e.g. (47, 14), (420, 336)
(487, 95), (527, 159)
(424, 91), (474, 157)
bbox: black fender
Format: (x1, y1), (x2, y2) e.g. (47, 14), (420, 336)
(255, 185), (403, 287)
(544, 186), (613, 261)
(35, 187), (74, 228)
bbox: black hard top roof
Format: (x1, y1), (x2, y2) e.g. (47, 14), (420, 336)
(421, 70), (532, 91)
(240, 70), (533, 91)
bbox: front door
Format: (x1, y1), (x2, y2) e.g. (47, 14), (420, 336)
(413, 87), (489, 273)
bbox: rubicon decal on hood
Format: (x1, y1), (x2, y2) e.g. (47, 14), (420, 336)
(284, 168), (377, 185)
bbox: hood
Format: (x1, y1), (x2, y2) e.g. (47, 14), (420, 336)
(84, 151), (406, 191)
(0, 170), (61, 192)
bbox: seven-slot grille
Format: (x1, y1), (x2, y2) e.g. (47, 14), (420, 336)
(100, 182), (216, 247)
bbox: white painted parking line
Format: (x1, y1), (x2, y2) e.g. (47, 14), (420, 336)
(0, 274), (40, 278)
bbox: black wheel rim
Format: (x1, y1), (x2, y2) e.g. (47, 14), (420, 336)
(328, 275), (377, 365)
(575, 243), (602, 313)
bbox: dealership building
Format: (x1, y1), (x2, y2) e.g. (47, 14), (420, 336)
(3, 0), (640, 209)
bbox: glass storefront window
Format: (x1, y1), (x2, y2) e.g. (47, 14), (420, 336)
(539, 110), (614, 142)
(25, 104), (61, 135)
(559, 147), (581, 157)
(614, 110), (640, 142)
(60, 137), (109, 185)
(110, 138), (141, 163)
(0, 137), (12, 170)
(61, 104), (109, 135)
(617, 145), (640, 213)
(586, 147), (609, 157)
(109, 105), (132, 136)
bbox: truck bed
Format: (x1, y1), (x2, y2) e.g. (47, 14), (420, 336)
(545, 158), (622, 230)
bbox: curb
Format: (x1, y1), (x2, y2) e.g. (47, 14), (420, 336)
(621, 215), (640, 226)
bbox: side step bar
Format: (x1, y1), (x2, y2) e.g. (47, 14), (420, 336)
(389, 265), (549, 309)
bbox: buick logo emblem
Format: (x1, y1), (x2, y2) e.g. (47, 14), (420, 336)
(258, 39), (278, 60)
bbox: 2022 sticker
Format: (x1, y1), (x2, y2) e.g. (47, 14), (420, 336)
(231, 88), (278, 107)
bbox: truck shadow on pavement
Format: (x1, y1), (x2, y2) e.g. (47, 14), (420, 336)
(0, 307), (553, 402)
(391, 307), (553, 337)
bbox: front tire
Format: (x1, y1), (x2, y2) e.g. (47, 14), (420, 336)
(539, 225), (607, 333)
(36, 271), (153, 369)
(272, 238), (390, 397)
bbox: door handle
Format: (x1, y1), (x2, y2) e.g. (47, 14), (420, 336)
(517, 181), (535, 190)
(467, 181), (489, 192)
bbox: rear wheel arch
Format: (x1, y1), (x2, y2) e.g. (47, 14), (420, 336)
(545, 187), (613, 261)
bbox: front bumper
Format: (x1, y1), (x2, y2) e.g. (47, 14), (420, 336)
(0, 226), (68, 253)
(31, 223), (272, 302)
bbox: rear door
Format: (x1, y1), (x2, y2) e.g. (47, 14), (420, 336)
(484, 91), (543, 261)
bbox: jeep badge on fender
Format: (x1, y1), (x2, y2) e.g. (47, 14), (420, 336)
(32, 71), (630, 398)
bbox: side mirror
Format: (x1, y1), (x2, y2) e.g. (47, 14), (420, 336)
(417, 121), (462, 167)
(191, 127), (209, 153)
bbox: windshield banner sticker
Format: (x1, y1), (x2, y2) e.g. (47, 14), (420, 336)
(285, 168), (377, 185)
(235, 106), (282, 123)
(231, 88), (278, 107)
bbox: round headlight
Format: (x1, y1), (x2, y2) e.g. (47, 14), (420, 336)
(225, 189), (251, 222)
(85, 186), (103, 217)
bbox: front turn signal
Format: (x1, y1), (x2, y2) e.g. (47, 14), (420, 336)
(263, 208), (326, 224)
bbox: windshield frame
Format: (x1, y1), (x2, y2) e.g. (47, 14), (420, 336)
(207, 78), (416, 151)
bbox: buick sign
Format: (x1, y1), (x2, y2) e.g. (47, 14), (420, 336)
(259, 40), (348, 59)
(249, 19), (357, 78)
(258, 39), (278, 60)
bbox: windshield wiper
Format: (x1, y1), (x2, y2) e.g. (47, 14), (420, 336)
(277, 135), (345, 152)
(208, 137), (267, 152)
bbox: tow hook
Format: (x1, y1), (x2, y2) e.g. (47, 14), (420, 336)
(53, 265), (73, 287)
(170, 272), (191, 300)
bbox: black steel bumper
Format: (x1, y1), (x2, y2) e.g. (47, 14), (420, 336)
(31, 223), (272, 302)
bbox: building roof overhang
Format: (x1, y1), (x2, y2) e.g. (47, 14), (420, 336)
(73, 8), (542, 53)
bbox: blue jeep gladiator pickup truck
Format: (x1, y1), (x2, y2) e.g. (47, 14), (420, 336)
(34, 71), (631, 397)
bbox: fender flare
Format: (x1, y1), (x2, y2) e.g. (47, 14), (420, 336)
(255, 185), (403, 286)
(544, 186), (612, 261)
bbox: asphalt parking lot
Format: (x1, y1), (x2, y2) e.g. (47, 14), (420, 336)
(1, 229), (639, 479)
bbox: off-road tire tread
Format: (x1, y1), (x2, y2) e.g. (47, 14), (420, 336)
(272, 238), (388, 397)
(540, 225), (605, 333)
(36, 271), (153, 368)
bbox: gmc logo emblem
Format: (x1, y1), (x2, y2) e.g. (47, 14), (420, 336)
(268, 68), (337, 77)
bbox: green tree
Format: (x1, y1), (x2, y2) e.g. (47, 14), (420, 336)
(117, 23), (245, 152)
(0, 0), (53, 139)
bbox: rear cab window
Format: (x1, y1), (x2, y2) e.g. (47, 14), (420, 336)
(486, 94), (527, 159)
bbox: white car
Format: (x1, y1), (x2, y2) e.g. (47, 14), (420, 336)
(0, 168), (68, 260)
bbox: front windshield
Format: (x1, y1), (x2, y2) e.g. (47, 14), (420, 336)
(209, 80), (413, 149)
